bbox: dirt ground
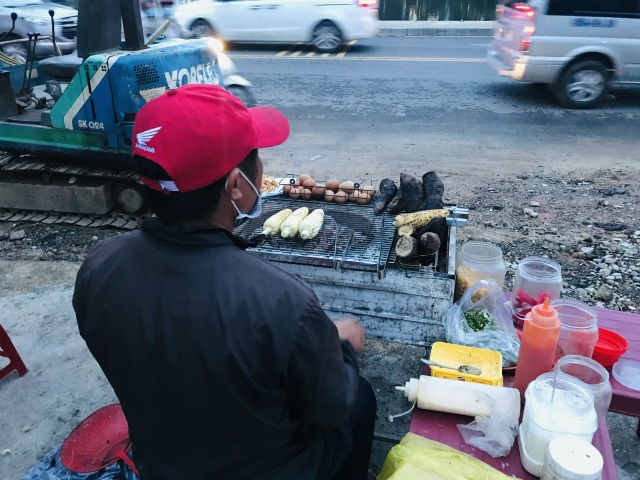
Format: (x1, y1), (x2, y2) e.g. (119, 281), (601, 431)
(1, 163), (639, 479)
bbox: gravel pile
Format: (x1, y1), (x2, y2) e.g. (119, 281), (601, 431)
(456, 168), (639, 313)
(0, 168), (638, 312)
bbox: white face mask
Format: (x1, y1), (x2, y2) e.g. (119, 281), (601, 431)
(225, 170), (262, 225)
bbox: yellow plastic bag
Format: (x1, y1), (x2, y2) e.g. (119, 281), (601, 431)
(378, 433), (516, 480)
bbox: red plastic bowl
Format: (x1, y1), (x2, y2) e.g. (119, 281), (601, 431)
(592, 328), (628, 367)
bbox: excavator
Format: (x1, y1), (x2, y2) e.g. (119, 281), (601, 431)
(0, 0), (223, 225)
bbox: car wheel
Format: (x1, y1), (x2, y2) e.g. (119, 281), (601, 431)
(556, 60), (609, 109)
(190, 19), (215, 38)
(312, 21), (342, 53)
(228, 85), (257, 108)
(0, 40), (28, 64)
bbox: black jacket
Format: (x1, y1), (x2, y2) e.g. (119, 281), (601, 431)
(73, 219), (360, 480)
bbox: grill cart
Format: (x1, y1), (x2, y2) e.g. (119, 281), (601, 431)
(235, 196), (468, 346)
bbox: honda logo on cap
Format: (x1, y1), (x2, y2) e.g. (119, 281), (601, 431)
(136, 126), (162, 153)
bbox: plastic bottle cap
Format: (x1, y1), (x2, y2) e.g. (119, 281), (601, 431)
(536, 298), (554, 317)
(530, 297), (560, 326)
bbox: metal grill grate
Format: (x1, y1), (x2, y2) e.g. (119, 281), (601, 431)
(234, 197), (396, 273)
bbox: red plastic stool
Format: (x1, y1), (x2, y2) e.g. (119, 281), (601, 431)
(0, 324), (28, 379)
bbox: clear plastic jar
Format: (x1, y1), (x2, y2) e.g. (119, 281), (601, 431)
(454, 241), (506, 301)
(519, 372), (597, 477)
(552, 299), (599, 360)
(512, 256), (563, 326)
(555, 355), (612, 424)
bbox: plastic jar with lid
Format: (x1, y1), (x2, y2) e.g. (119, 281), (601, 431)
(454, 241), (506, 301)
(542, 436), (603, 480)
(519, 372), (597, 477)
(552, 299), (599, 360)
(512, 256), (563, 326)
(555, 355), (612, 424)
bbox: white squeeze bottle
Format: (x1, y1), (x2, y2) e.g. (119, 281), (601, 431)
(396, 375), (521, 420)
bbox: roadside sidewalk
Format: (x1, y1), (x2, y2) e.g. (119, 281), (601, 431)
(378, 20), (495, 37)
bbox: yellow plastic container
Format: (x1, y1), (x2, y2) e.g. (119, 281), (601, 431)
(429, 342), (503, 386)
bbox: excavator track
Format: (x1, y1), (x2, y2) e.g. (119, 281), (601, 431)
(0, 208), (142, 229)
(0, 153), (147, 230)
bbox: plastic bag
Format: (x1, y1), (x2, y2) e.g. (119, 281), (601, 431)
(443, 279), (520, 367)
(457, 392), (519, 458)
(378, 432), (514, 480)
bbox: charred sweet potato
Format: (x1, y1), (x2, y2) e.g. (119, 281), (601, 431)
(399, 173), (423, 213)
(415, 216), (448, 266)
(387, 187), (405, 214)
(420, 171), (445, 211)
(419, 232), (441, 255)
(395, 235), (418, 258)
(373, 179), (398, 214)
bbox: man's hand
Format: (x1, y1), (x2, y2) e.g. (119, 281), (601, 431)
(334, 317), (365, 352)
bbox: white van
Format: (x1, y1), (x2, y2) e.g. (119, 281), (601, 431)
(487, 0), (640, 108)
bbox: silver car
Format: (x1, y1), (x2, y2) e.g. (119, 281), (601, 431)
(488, 0), (640, 108)
(0, 0), (77, 62)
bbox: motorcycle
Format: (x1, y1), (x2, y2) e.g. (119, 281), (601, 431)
(142, 2), (256, 107)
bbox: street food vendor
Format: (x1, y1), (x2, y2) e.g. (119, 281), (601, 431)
(72, 84), (377, 480)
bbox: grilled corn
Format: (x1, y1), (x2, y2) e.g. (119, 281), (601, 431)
(280, 207), (309, 239)
(393, 209), (450, 229)
(262, 208), (293, 236)
(299, 209), (325, 240)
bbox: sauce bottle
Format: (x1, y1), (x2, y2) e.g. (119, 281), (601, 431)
(513, 298), (561, 400)
(396, 375), (521, 420)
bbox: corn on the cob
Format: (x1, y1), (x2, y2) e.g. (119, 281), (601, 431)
(280, 207), (309, 239)
(397, 224), (414, 236)
(262, 208), (293, 236)
(393, 209), (450, 229)
(299, 209), (325, 240)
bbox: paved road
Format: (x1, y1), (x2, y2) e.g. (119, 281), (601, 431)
(225, 37), (640, 183)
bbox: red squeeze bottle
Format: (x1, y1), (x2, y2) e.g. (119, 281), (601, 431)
(513, 298), (561, 400)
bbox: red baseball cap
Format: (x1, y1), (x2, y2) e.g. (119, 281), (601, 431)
(132, 84), (290, 193)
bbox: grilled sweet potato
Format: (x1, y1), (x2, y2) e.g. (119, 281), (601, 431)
(373, 178), (398, 214)
(420, 171), (445, 210)
(399, 173), (423, 213)
(419, 232), (441, 255)
(395, 235), (418, 258)
(415, 216), (449, 266)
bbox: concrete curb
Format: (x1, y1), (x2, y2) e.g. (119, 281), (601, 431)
(377, 20), (495, 37)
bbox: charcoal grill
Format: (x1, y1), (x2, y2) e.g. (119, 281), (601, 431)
(234, 196), (469, 346)
(234, 197), (395, 277)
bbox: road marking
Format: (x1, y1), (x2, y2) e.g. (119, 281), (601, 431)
(336, 40), (357, 58)
(305, 51), (316, 57)
(231, 54), (485, 63)
(277, 42), (305, 56)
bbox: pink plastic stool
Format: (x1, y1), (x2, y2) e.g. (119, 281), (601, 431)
(0, 324), (28, 379)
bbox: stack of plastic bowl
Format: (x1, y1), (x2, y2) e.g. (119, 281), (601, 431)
(592, 328), (628, 367)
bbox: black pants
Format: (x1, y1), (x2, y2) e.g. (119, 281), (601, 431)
(318, 375), (378, 480)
